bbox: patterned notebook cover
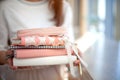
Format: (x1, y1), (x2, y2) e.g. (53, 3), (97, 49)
(12, 36), (65, 46)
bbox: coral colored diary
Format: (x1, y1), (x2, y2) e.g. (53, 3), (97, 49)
(14, 49), (70, 59)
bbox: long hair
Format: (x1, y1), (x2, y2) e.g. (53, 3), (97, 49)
(49, 0), (64, 26)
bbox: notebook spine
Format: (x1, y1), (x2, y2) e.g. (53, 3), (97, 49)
(8, 46), (65, 49)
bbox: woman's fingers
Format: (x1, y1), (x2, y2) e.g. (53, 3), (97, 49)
(73, 60), (80, 66)
(7, 58), (17, 70)
(6, 50), (17, 70)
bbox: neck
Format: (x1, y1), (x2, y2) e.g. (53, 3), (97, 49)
(26, 0), (42, 2)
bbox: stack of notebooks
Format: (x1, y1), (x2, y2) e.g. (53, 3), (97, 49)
(9, 27), (77, 67)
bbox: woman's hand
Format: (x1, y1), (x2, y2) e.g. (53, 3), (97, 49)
(73, 48), (83, 66)
(0, 51), (8, 65)
(6, 50), (31, 70)
(6, 50), (17, 70)
(74, 60), (80, 66)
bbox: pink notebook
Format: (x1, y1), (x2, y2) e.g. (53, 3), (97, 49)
(14, 49), (74, 59)
(17, 27), (66, 38)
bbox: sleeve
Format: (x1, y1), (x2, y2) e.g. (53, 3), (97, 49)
(0, 2), (9, 51)
(62, 1), (75, 42)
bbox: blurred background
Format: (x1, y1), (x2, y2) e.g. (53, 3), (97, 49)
(67, 0), (120, 80)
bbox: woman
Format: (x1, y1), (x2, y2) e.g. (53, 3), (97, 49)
(0, 0), (75, 80)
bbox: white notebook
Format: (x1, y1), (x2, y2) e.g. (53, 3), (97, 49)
(13, 56), (77, 66)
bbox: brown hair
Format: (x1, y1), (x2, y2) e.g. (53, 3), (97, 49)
(49, 0), (64, 26)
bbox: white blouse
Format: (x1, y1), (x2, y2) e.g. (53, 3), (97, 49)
(0, 0), (74, 51)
